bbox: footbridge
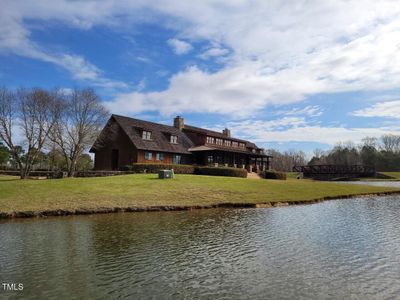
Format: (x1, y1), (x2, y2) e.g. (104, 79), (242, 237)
(293, 165), (375, 180)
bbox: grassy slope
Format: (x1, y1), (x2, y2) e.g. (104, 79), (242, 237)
(0, 174), (399, 213)
(380, 172), (400, 179)
(286, 172), (300, 179)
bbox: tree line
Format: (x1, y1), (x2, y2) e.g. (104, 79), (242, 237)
(265, 149), (308, 172)
(0, 87), (108, 178)
(308, 135), (400, 171)
(264, 134), (400, 172)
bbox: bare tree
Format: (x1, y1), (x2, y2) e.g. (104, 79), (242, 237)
(0, 87), (21, 172)
(266, 149), (307, 171)
(0, 87), (58, 178)
(381, 134), (400, 153)
(50, 88), (108, 177)
(361, 136), (378, 149)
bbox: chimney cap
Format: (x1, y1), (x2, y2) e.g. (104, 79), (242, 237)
(222, 128), (231, 137)
(173, 115), (184, 130)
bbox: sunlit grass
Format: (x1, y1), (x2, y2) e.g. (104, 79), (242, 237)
(0, 174), (399, 213)
(380, 172), (400, 179)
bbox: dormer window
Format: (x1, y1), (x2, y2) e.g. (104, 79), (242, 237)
(142, 130), (152, 140)
(206, 136), (215, 144)
(216, 138), (223, 146)
(170, 135), (178, 144)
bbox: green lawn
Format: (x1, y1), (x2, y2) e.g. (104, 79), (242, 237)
(380, 172), (400, 179)
(286, 172), (301, 179)
(0, 174), (399, 214)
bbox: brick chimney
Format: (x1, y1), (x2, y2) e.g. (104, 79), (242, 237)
(222, 128), (231, 137)
(173, 116), (184, 130)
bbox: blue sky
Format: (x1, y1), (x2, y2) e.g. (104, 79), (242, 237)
(1, 1), (400, 155)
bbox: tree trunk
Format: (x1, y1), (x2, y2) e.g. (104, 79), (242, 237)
(67, 156), (77, 177)
(68, 163), (75, 177)
(21, 162), (31, 179)
(19, 168), (27, 179)
(11, 152), (25, 179)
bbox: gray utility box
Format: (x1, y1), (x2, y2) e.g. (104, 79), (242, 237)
(158, 169), (174, 179)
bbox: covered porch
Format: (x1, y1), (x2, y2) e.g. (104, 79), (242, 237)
(189, 146), (272, 173)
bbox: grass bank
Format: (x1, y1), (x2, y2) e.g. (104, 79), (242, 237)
(380, 172), (400, 180)
(1, 174), (399, 218)
(359, 172), (400, 181)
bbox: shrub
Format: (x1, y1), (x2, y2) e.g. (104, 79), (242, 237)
(262, 170), (287, 180)
(129, 163), (195, 174)
(194, 166), (247, 178)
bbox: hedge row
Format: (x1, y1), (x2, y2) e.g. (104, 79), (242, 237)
(122, 164), (248, 178)
(123, 163), (195, 174)
(194, 166), (248, 178)
(261, 170), (287, 180)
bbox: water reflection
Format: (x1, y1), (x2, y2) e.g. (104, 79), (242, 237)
(341, 180), (400, 188)
(1, 196), (400, 299)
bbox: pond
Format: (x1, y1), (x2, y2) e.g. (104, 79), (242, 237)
(1, 194), (400, 299)
(339, 180), (400, 188)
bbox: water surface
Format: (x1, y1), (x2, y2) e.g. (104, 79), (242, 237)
(342, 180), (400, 188)
(1, 195), (400, 299)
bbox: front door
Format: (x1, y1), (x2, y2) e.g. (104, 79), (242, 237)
(111, 149), (119, 170)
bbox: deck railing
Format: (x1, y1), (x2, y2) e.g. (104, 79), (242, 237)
(292, 164), (375, 178)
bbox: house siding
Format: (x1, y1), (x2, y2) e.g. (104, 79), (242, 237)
(91, 115), (270, 171)
(137, 150), (173, 164)
(137, 150), (192, 165)
(93, 121), (137, 170)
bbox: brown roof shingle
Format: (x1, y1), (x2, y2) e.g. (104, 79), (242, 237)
(112, 114), (194, 154)
(182, 125), (259, 149)
(92, 114), (266, 155)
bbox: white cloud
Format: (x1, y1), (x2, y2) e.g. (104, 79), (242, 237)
(105, 1), (400, 116)
(106, 64), (314, 116)
(167, 38), (193, 55)
(226, 118), (400, 146)
(0, 1), (127, 89)
(352, 101), (400, 119)
(3, 1), (400, 115)
(199, 47), (229, 60)
(276, 106), (323, 117)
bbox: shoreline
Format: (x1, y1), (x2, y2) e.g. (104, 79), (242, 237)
(1, 190), (400, 220)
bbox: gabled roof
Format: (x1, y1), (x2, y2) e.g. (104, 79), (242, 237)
(183, 125), (259, 149)
(188, 145), (264, 155)
(91, 114), (265, 155)
(112, 114), (194, 154)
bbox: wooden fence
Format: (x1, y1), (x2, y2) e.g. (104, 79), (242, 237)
(0, 170), (136, 178)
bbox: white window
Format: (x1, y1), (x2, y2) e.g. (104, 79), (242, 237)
(216, 138), (223, 145)
(142, 130), (151, 140)
(156, 153), (164, 161)
(144, 152), (152, 160)
(206, 136), (215, 144)
(173, 155), (181, 164)
(170, 135), (178, 144)
(239, 143), (245, 148)
(224, 140), (231, 147)
(232, 142), (238, 147)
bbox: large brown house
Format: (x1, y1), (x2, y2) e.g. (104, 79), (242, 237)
(90, 115), (271, 172)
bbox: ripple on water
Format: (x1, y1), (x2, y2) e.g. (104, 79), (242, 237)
(1, 196), (400, 299)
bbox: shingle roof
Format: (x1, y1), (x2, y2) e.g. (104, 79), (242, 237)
(92, 114), (264, 155)
(183, 125), (259, 149)
(189, 145), (262, 155)
(112, 114), (194, 154)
